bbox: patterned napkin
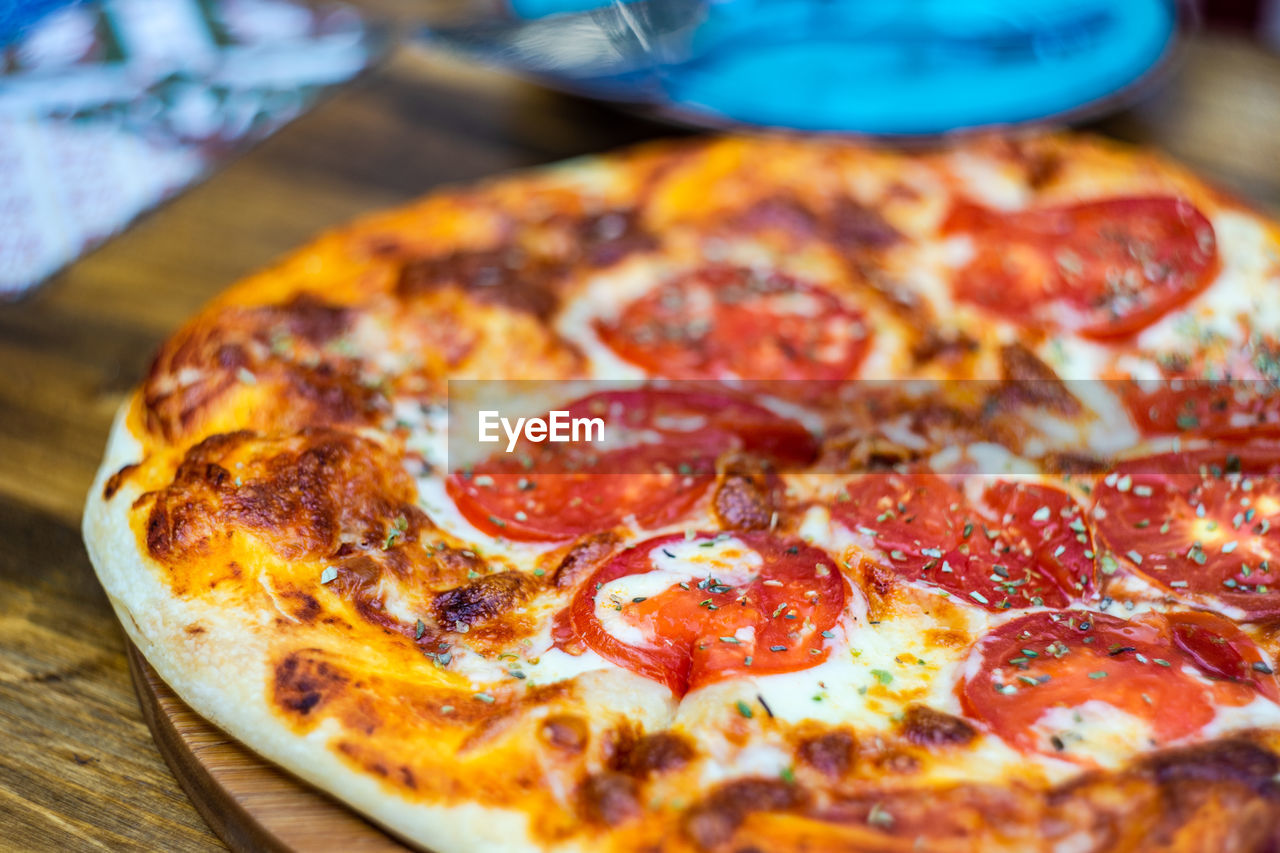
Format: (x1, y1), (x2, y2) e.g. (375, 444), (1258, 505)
(0, 0), (380, 297)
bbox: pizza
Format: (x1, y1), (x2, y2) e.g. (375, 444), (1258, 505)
(83, 132), (1280, 852)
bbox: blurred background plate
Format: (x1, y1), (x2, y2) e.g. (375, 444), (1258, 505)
(420, 0), (1188, 137)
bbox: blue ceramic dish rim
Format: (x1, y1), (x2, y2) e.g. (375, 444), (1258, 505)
(415, 0), (1195, 143)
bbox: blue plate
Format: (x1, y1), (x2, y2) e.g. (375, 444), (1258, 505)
(432, 0), (1183, 136)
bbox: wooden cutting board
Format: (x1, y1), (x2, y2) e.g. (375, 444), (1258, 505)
(126, 643), (411, 852)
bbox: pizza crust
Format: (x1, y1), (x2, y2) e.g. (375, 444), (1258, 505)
(85, 404), (579, 853)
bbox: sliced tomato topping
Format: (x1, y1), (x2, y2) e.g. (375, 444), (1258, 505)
(1167, 610), (1280, 703)
(833, 473), (1093, 610)
(944, 196), (1218, 339)
(961, 611), (1268, 761)
(594, 266), (871, 380)
(446, 389), (815, 541)
(1092, 445), (1280, 620)
(555, 531), (846, 695)
(1123, 380), (1280, 439)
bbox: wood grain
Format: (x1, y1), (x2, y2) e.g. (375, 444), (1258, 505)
(1, 19), (1278, 851)
(126, 645), (408, 853)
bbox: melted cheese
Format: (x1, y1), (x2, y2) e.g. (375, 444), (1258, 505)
(1203, 694), (1280, 739)
(553, 260), (661, 381)
(946, 151), (1033, 211)
(747, 610), (979, 730)
(1031, 701), (1156, 769)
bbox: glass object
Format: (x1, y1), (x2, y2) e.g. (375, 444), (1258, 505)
(421, 0), (1184, 136)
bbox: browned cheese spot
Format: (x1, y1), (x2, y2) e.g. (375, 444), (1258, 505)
(998, 342), (1081, 416)
(432, 571), (537, 631)
(102, 463), (140, 500)
(611, 731), (696, 778)
(713, 460), (779, 532)
(539, 714), (590, 754)
(142, 294), (369, 440)
(797, 730), (856, 778)
(900, 705), (978, 748)
(143, 429), (417, 578)
(577, 771), (641, 825)
(683, 778), (808, 849)
(552, 531), (622, 590)
(273, 650), (349, 719)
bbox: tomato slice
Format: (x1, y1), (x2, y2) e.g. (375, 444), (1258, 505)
(833, 473), (1093, 611)
(1123, 380), (1280, 439)
(446, 389), (816, 541)
(1167, 610), (1280, 703)
(555, 531), (846, 695)
(594, 266), (871, 380)
(944, 197), (1218, 339)
(1092, 445), (1280, 620)
(961, 611), (1268, 761)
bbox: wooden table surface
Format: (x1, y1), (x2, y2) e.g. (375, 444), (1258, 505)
(1, 21), (1278, 851)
